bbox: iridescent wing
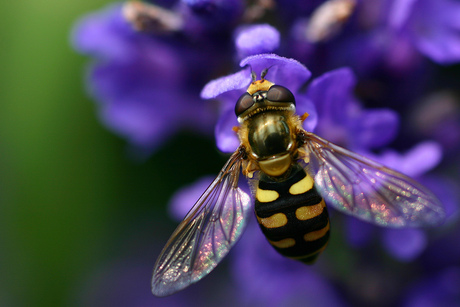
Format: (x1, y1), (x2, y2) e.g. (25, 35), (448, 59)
(151, 147), (251, 297)
(299, 131), (445, 228)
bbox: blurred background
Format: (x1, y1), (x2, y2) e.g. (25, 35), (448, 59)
(0, 1), (224, 306)
(1, 1), (460, 307)
(0, 1), (117, 305)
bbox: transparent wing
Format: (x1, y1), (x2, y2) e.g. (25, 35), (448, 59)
(151, 147), (251, 297)
(299, 131), (445, 228)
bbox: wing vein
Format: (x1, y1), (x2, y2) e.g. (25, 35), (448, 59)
(299, 131), (444, 228)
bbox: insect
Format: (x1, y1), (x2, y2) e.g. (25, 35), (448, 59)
(151, 69), (445, 297)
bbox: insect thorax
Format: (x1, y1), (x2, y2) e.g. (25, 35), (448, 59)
(242, 110), (301, 177)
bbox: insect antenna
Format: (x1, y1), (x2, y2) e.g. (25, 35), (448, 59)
(251, 70), (257, 82)
(260, 65), (274, 80)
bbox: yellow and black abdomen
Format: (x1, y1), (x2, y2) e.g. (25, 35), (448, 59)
(254, 164), (330, 264)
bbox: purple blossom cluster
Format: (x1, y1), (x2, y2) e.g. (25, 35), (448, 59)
(73, 0), (460, 306)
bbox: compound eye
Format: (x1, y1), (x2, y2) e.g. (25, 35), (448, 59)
(266, 85), (295, 105)
(235, 92), (254, 116)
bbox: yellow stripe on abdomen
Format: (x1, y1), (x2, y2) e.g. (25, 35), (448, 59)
(295, 200), (326, 220)
(257, 213), (288, 228)
(256, 187), (280, 203)
(289, 173), (314, 195)
(304, 222), (330, 241)
(268, 238), (296, 248)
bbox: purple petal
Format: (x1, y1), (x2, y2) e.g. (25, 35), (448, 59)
(88, 50), (183, 103)
(72, 4), (130, 60)
(382, 228), (427, 261)
(100, 95), (176, 148)
(307, 67), (356, 118)
(414, 28), (460, 64)
(352, 109), (399, 149)
(387, 0), (418, 29)
(90, 58), (214, 149)
(215, 106), (240, 153)
(296, 95), (318, 132)
(239, 54), (311, 92)
(306, 67), (357, 143)
(410, 0), (460, 63)
(376, 141), (443, 177)
(200, 68), (252, 99)
(235, 24), (280, 59)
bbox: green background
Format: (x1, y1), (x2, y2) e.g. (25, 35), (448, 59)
(0, 1), (224, 306)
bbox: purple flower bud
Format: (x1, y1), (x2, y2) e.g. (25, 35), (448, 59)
(235, 24), (281, 59)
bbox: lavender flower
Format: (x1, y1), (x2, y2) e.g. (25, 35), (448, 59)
(404, 0), (460, 64)
(304, 67), (399, 150)
(179, 0), (244, 36)
(72, 4), (224, 152)
(289, 0), (460, 72)
(196, 52), (452, 303)
(73, 0), (460, 151)
(235, 24), (281, 59)
(73, 0), (460, 305)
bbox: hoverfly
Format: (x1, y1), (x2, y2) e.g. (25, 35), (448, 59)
(151, 69), (445, 297)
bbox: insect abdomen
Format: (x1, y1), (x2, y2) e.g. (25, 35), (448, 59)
(254, 165), (330, 264)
